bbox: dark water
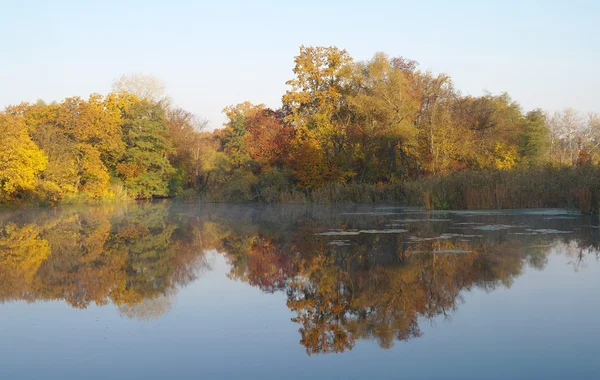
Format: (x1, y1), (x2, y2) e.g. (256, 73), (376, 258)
(0, 203), (599, 379)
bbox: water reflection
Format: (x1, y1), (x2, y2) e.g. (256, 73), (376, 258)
(1, 203), (599, 354)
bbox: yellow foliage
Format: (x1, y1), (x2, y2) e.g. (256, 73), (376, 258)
(494, 142), (518, 170)
(0, 223), (50, 288)
(77, 143), (113, 198)
(0, 114), (47, 199)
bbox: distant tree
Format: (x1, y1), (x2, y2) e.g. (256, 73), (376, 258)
(548, 108), (585, 164)
(112, 73), (169, 105)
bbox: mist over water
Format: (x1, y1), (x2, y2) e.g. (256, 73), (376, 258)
(1, 202), (599, 379)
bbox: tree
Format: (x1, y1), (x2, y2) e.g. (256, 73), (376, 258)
(519, 109), (549, 166)
(0, 114), (47, 201)
(112, 73), (169, 104)
(283, 46), (354, 188)
(405, 62), (458, 175)
(117, 99), (175, 198)
(453, 93), (524, 169)
(547, 108), (584, 164)
(166, 107), (208, 190)
(53, 95), (126, 197)
(220, 102), (262, 166)
(221, 103), (293, 171)
(348, 53), (421, 182)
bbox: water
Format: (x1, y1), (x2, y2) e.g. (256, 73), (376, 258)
(0, 202), (599, 379)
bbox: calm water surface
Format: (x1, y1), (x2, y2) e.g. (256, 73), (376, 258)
(0, 203), (599, 379)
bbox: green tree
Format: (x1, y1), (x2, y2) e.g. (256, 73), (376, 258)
(117, 100), (175, 198)
(519, 109), (549, 166)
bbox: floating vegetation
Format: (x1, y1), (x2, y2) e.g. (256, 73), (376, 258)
(408, 236), (439, 242)
(408, 233), (482, 242)
(391, 218), (452, 223)
(374, 207), (421, 211)
(317, 230), (361, 236)
(440, 233), (483, 238)
(433, 250), (471, 254)
(340, 212), (399, 216)
(358, 229), (408, 234)
(317, 228), (407, 236)
(328, 240), (352, 246)
(412, 249), (471, 254)
(473, 224), (517, 231)
(525, 229), (573, 234)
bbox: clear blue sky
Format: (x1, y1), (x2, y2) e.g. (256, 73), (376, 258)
(1, 0), (598, 129)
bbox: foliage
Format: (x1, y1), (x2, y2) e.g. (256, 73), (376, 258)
(0, 115), (47, 201)
(117, 100), (175, 198)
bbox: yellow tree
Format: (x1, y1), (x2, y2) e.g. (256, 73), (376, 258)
(5, 101), (78, 199)
(348, 53), (421, 182)
(55, 95), (126, 197)
(0, 114), (47, 201)
(283, 46), (354, 187)
(6, 94), (130, 200)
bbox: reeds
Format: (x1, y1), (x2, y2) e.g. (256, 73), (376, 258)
(197, 182), (405, 204)
(404, 166), (600, 213)
(186, 165), (600, 213)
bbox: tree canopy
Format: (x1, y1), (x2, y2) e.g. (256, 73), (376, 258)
(1, 46), (598, 204)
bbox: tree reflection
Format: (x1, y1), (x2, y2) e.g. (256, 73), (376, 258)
(0, 203), (211, 318)
(0, 204), (599, 354)
(212, 207), (600, 355)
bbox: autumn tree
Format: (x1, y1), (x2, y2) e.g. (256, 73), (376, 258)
(0, 114), (47, 201)
(283, 46), (354, 188)
(166, 107), (208, 190)
(453, 93), (524, 170)
(347, 53), (421, 182)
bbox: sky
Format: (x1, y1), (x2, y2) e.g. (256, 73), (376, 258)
(1, 0), (599, 130)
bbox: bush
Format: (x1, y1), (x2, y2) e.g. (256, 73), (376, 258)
(219, 169), (259, 202)
(257, 168), (294, 203)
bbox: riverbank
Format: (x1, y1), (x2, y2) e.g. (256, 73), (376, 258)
(3, 166), (599, 215)
(194, 166), (600, 214)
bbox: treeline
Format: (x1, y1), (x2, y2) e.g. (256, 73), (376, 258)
(209, 47), (600, 202)
(1, 78), (211, 204)
(2, 46), (599, 204)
